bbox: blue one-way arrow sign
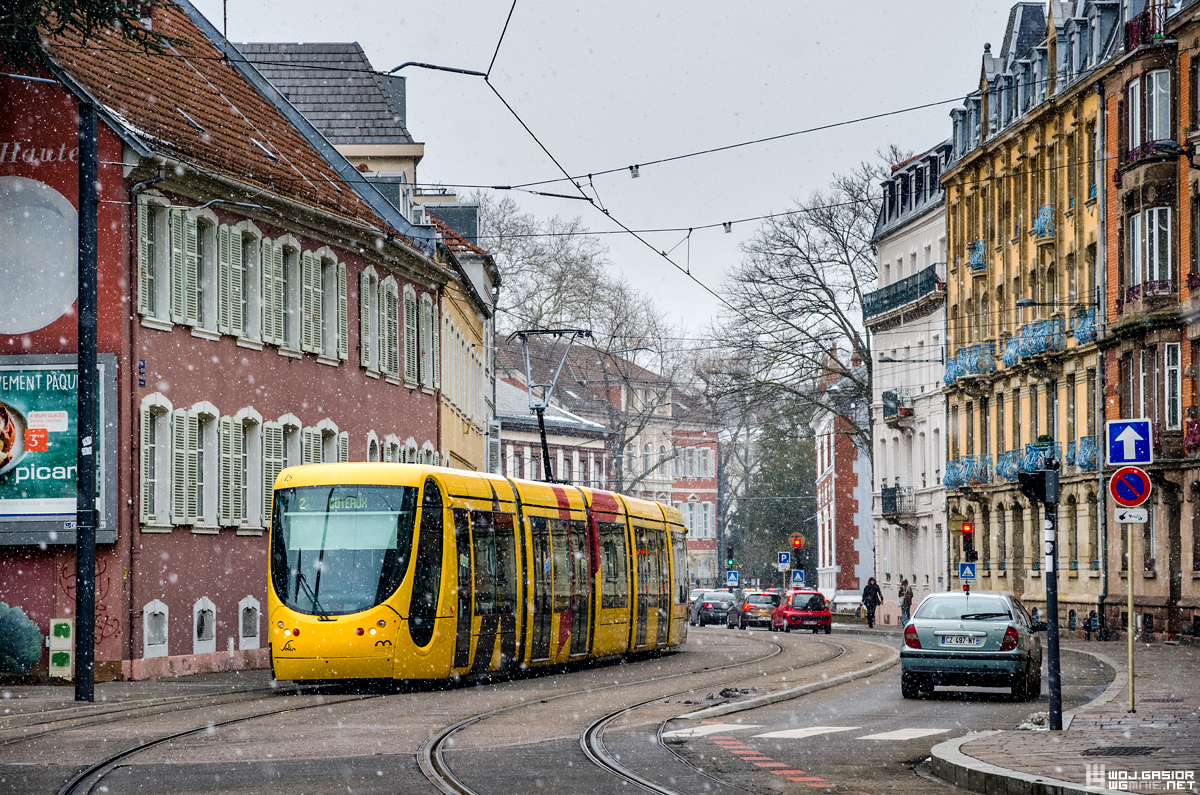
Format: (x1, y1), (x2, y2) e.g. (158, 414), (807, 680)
(1106, 419), (1153, 466)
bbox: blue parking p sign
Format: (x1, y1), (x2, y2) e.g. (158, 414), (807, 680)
(959, 562), (976, 580)
(726, 570), (739, 588)
(777, 551), (791, 566)
(1106, 419), (1153, 466)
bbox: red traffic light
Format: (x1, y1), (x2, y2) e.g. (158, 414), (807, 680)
(961, 521), (973, 538)
(791, 536), (803, 549)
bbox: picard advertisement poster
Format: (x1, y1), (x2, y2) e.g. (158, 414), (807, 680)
(0, 354), (117, 544)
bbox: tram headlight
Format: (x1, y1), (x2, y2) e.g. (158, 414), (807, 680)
(377, 620), (386, 628)
(277, 621), (284, 629)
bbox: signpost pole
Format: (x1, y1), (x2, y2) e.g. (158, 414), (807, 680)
(1127, 520), (1136, 713)
(1044, 500), (1062, 730)
(74, 100), (98, 703)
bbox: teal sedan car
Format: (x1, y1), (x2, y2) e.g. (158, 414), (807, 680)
(899, 591), (1044, 700)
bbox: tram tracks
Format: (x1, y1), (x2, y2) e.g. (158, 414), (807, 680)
(422, 635), (849, 795)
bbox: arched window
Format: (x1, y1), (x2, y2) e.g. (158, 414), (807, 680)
(193, 596), (216, 655)
(238, 595), (261, 650)
(642, 443), (652, 475)
(143, 599), (168, 659)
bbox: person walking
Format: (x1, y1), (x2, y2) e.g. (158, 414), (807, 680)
(898, 579), (913, 625)
(861, 577), (883, 629)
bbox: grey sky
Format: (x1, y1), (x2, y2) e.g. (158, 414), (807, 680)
(194, 1), (1013, 335)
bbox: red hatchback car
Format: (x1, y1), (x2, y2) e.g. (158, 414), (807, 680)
(771, 590), (832, 634)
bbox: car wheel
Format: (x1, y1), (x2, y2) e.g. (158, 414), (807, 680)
(901, 672), (921, 699)
(1011, 666), (1030, 701)
(739, 619), (747, 629)
(784, 622), (791, 633)
(698, 617), (705, 628)
(1031, 664), (1043, 697)
(824, 625), (832, 635)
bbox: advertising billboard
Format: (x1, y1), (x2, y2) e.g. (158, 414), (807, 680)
(0, 354), (116, 544)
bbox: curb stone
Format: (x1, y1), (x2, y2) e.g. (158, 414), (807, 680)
(681, 639), (900, 720)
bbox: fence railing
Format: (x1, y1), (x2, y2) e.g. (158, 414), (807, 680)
(862, 263), (942, 320)
(1076, 435), (1098, 472)
(881, 485), (915, 515)
(995, 449), (1022, 482)
(1126, 0), (1167, 50)
(943, 352), (963, 387)
(959, 342), (997, 376)
(1021, 441), (1061, 473)
(1002, 335), (1020, 367)
(1016, 318), (1066, 357)
(1074, 307), (1097, 345)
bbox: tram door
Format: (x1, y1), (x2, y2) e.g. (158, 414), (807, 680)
(634, 526), (650, 648)
(654, 529), (669, 646)
(529, 516), (553, 661)
(568, 520), (592, 656)
(452, 510), (473, 670)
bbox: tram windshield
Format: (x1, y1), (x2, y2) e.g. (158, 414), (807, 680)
(271, 485), (419, 617)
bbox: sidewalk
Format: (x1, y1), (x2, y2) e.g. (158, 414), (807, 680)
(0, 668), (274, 741)
(932, 639), (1200, 794)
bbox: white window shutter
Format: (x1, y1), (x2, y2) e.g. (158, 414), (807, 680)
(262, 423), (283, 525)
(300, 251), (315, 352)
(487, 421), (502, 474)
(338, 431), (349, 463)
(337, 262), (348, 360)
(171, 409), (188, 525)
(387, 286), (401, 378)
(219, 415), (233, 525)
(183, 216), (198, 325)
(259, 239), (274, 344)
(185, 411), (199, 524)
(431, 302), (440, 388)
(404, 290), (418, 383)
(140, 407), (153, 523)
(137, 202), (151, 316)
(218, 225), (232, 334)
(230, 229), (244, 338)
(312, 260), (324, 355)
(419, 298), (431, 386)
(302, 427), (319, 464)
(169, 209), (187, 323)
(231, 421), (244, 525)
(359, 270), (371, 368)
(272, 243), (286, 345)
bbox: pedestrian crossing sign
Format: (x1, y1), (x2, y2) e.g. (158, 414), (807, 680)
(726, 570), (739, 588)
(959, 562), (976, 580)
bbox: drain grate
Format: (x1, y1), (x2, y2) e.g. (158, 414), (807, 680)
(1140, 698), (1183, 703)
(1081, 747), (1161, 758)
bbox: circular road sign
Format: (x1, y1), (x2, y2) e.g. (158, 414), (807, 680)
(1109, 466), (1152, 508)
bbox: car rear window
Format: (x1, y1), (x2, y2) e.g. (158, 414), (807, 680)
(914, 596), (1011, 621)
(746, 594), (777, 605)
(793, 594), (826, 611)
(702, 591), (731, 601)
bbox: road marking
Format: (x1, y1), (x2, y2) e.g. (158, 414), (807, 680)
(771, 770), (809, 775)
(786, 776), (826, 782)
(752, 726), (859, 739)
(662, 723), (761, 738)
(856, 728), (951, 741)
(754, 762), (789, 768)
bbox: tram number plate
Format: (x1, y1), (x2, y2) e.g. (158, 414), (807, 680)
(941, 635), (981, 647)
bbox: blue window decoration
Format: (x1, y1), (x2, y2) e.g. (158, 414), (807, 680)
(1034, 203), (1055, 238)
(969, 239), (987, 271)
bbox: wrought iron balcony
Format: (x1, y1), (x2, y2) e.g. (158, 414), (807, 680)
(1033, 204), (1055, 238)
(943, 351), (963, 387)
(1016, 318), (1066, 358)
(1123, 139), (1162, 166)
(1088, 183), (1097, 200)
(1073, 307), (1097, 345)
(969, 240), (987, 271)
(1185, 418), (1200, 452)
(995, 450), (1022, 482)
(862, 263), (943, 321)
(1126, 0), (1166, 50)
(943, 460), (963, 490)
(1076, 435), (1098, 472)
(1189, 271), (1200, 291)
(956, 455), (993, 486)
(1020, 441), (1061, 473)
(882, 389), (914, 422)
(1002, 335), (1020, 367)
(958, 342), (997, 376)
(881, 485), (915, 516)
(1143, 278), (1175, 297)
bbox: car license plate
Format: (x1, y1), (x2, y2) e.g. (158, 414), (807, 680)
(802, 620), (817, 625)
(941, 635), (981, 646)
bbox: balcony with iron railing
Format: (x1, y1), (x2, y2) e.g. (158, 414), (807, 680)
(995, 450), (1022, 482)
(1016, 317), (1066, 358)
(943, 460), (962, 490)
(881, 485), (915, 516)
(1020, 441), (1061, 473)
(1126, 0), (1167, 50)
(1073, 307), (1097, 345)
(1075, 435), (1098, 472)
(942, 351), (963, 387)
(862, 263), (944, 321)
(947, 455), (993, 488)
(1002, 335), (1020, 367)
(958, 342), (997, 377)
(1033, 204), (1055, 240)
(969, 240), (987, 271)
(881, 389), (914, 424)
(1185, 419), (1200, 453)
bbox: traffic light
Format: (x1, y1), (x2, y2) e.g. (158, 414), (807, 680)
(791, 535), (803, 551)
(726, 546), (734, 566)
(962, 521), (978, 563)
(1019, 469), (1059, 505)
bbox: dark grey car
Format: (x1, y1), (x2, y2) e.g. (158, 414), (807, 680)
(689, 590), (733, 627)
(899, 591), (1044, 700)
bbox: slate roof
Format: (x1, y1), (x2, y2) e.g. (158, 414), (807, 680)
(43, 2), (389, 230)
(238, 43), (416, 146)
(1000, 2), (1048, 65)
(427, 212), (489, 257)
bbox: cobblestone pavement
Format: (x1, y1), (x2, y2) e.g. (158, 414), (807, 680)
(956, 639), (1200, 792)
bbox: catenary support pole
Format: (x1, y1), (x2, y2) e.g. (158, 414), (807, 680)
(536, 406), (553, 482)
(1045, 499), (1063, 730)
(74, 100), (98, 703)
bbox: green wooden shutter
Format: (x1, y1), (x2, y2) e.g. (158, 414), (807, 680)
(387, 285), (400, 378)
(171, 409), (188, 525)
(184, 215), (198, 325)
(338, 431), (349, 463)
(260, 239), (274, 344)
(272, 242), (286, 345)
(359, 270), (372, 368)
(185, 412), (199, 523)
(218, 225), (231, 334)
(230, 230), (244, 338)
(337, 262), (348, 360)
(300, 251), (315, 352)
(231, 420), (244, 525)
(140, 406), (153, 523)
(137, 202), (150, 316)
(219, 415), (233, 525)
(169, 209), (187, 323)
(404, 290), (418, 382)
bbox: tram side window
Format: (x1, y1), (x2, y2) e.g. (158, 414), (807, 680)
(471, 510), (517, 615)
(550, 518), (571, 613)
(671, 531), (687, 604)
(599, 521), (628, 609)
(409, 477), (444, 647)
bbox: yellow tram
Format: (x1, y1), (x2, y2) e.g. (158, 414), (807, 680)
(267, 464), (689, 681)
